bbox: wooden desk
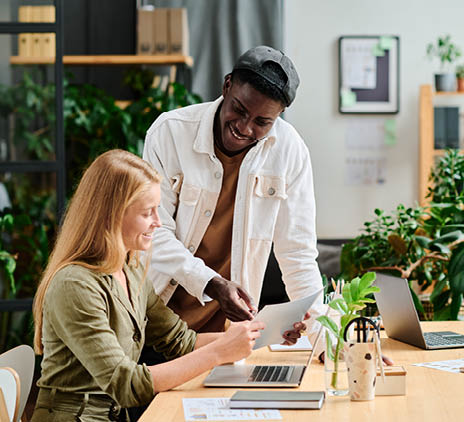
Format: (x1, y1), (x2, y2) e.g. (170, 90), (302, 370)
(140, 322), (464, 421)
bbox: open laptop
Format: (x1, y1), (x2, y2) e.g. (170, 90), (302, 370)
(374, 274), (464, 349)
(203, 324), (323, 388)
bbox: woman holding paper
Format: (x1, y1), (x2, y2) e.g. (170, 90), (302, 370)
(31, 149), (264, 422)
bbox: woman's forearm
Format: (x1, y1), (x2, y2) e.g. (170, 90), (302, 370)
(193, 332), (223, 349)
(148, 320), (264, 392)
(148, 340), (222, 392)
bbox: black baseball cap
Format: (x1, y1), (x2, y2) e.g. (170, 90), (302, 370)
(232, 45), (300, 106)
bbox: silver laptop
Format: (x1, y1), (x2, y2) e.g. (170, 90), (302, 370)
(204, 326), (323, 388)
(374, 274), (464, 349)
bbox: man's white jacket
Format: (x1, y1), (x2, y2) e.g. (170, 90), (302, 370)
(143, 97), (324, 317)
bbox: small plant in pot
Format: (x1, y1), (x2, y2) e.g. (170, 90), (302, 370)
(426, 35), (462, 92)
(456, 65), (464, 92)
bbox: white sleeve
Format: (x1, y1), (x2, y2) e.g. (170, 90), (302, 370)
(272, 143), (325, 322)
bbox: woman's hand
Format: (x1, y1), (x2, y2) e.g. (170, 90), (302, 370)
(281, 311), (310, 345)
(215, 320), (265, 364)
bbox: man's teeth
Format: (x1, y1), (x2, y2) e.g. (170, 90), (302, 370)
(231, 126), (249, 140)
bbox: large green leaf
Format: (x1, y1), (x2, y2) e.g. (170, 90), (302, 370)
(449, 292), (463, 320)
(342, 283), (352, 304)
(448, 244), (464, 294)
(358, 272), (376, 292)
(415, 235), (431, 248)
(350, 277), (360, 302)
(316, 316), (338, 338)
(432, 230), (464, 245)
(328, 298), (348, 315)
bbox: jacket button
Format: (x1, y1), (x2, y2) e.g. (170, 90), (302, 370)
(204, 210), (212, 217)
(188, 245), (195, 253)
(268, 187), (276, 196)
(214, 172), (222, 179)
(170, 279), (178, 286)
(133, 332), (141, 342)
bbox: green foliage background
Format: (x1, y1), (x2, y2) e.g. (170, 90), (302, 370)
(0, 69), (202, 351)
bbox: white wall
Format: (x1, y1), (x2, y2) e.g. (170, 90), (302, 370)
(284, 0), (464, 238)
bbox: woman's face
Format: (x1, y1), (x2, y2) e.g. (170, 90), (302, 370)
(122, 183), (161, 252)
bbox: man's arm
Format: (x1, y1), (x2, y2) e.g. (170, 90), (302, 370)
(272, 143), (325, 319)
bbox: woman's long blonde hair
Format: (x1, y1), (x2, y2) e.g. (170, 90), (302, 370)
(33, 149), (161, 354)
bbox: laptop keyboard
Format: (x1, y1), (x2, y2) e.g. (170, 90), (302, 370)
(424, 332), (464, 347)
(248, 365), (292, 383)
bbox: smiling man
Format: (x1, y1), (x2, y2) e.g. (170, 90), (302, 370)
(143, 46), (324, 343)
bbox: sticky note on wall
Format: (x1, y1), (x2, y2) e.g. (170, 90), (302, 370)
(379, 36), (394, 50)
(384, 119), (397, 146)
(341, 89), (356, 107)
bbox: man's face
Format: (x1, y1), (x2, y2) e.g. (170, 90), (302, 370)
(217, 75), (285, 153)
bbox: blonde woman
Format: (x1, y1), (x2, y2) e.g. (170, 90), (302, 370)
(31, 149), (264, 422)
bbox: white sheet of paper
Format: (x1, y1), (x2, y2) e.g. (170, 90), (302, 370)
(413, 358), (464, 374)
(341, 38), (377, 89)
(268, 335), (312, 351)
(182, 398), (282, 421)
(253, 289), (323, 350)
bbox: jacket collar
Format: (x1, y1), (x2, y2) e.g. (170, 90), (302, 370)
(192, 96), (278, 156)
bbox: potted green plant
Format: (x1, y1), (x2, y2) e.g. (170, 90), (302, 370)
(456, 65), (464, 92)
(426, 35), (462, 92)
(317, 272), (379, 396)
(339, 150), (464, 321)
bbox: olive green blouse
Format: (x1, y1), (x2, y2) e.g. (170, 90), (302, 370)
(37, 262), (197, 408)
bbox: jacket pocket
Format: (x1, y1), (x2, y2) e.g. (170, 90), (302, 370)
(249, 175), (286, 241)
(179, 183), (201, 206)
(176, 183), (202, 242)
(253, 175), (287, 199)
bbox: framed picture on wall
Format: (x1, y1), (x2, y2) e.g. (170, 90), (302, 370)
(338, 35), (400, 114)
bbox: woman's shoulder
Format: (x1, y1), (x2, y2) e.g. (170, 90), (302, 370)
(48, 264), (107, 296)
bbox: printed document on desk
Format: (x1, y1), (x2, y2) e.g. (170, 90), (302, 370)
(253, 288), (323, 350)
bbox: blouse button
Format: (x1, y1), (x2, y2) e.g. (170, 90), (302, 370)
(188, 245), (195, 253)
(170, 279), (178, 286)
(214, 172), (222, 179)
(268, 187), (276, 196)
(133, 331), (141, 342)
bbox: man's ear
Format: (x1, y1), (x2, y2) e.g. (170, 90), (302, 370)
(222, 74), (232, 97)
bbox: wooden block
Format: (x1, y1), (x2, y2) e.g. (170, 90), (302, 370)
(168, 8), (189, 55)
(375, 365), (407, 396)
(40, 5), (56, 57)
(153, 8), (169, 55)
(18, 6), (32, 57)
(30, 6), (42, 58)
(137, 9), (155, 55)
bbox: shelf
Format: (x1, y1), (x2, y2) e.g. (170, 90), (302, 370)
(10, 54), (193, 67)
(419, 84), (464, 206)
(434, 91), (464, 96)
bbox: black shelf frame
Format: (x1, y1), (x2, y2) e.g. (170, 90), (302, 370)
(0, 0), (65, 218)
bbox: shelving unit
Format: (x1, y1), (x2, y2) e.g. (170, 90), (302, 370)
(0, 0), (65, 216)
(419, 84), (464, 205)
(9, 54), (194, 90)
(10, 54), (193, 66)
